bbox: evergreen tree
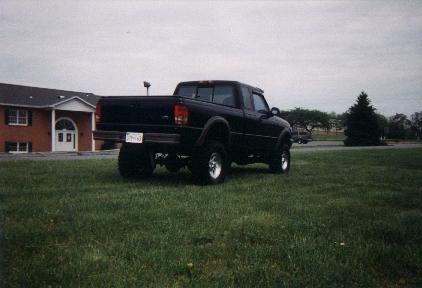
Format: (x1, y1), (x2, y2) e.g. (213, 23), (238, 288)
(344, 91), (380, 146)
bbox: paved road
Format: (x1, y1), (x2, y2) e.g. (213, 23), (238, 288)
(0, 143), (422, 161)
(292, 140), (343, 147)
(0, 150), (119, 161)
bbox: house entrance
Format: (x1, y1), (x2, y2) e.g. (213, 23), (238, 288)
(55, 118), (77, 151)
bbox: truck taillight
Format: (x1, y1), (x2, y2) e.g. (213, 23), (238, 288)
(95, 104), (102, 124)
(174, 104), (189, 125)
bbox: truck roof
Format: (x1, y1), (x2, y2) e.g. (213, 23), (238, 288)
(177, 80), (264, 94)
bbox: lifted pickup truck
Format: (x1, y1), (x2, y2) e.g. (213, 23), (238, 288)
(94, 80), (292, 184)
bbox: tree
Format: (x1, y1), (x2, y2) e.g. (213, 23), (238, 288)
(344, 91), (380, 146)
(410, 111), (422, 140)
(376, 113), (388, 139)
(387, 113), (411, 139)
(330, 112), (347, 134)
(287, 108), (331, 133)
(337, 112), (348, 128)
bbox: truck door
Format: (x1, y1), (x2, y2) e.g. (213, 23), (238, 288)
(187, 83), (244, 152)
(241, 88), (278, 152)
(212, 85), (244, 151)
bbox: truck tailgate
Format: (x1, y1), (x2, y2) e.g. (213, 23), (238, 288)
(99, 96), (179, 127)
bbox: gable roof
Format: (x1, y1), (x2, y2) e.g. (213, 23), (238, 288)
(0, 83), (101, 108)
(53, 96), (97, 109)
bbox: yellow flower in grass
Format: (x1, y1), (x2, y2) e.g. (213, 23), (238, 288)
(187, 262), (193, 269)
(340, 242), (346, 246)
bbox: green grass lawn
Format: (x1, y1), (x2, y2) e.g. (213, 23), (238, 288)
(1, 149), (421, 287)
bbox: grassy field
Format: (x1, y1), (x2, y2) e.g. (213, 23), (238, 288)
(1, 149), (421, 287)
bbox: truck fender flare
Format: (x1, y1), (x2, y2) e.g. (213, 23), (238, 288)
(195, 116), (231, 148)
(275, 129), (292, 151)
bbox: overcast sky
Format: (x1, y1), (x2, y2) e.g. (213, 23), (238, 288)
(1, 0), (421, 116)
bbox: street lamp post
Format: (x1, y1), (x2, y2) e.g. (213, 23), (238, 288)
(143, 81), (151, 96)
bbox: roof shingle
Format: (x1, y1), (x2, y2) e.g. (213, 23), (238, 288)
(0, 83), (101, 108)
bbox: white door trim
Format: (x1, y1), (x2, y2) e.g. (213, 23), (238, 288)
(55, 117), (78, 152)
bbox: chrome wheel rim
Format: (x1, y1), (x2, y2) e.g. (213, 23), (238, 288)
(209, 152), (222, 179)
(281, 151), (289, 171)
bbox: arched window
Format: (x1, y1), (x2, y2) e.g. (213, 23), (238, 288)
(55, 119), (75, 130)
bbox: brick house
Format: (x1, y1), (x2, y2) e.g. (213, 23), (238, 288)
(0, 83), (103, 153)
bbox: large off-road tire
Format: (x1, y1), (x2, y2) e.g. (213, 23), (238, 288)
(191, 141), (228, 185)
(118, 143), (155, 178)
(269, 144), (291, 174)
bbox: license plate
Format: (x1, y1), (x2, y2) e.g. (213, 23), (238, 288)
(125, 132), (144, 143)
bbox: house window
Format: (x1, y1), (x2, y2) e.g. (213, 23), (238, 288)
(5, 142), (31, 153)
(8, 109), (28, 125)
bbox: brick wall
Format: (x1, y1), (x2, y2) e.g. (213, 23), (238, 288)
(0, 106), (51, 152)
(1, 106), (103, 152)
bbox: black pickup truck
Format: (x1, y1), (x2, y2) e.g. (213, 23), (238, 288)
(94, 80), (292, 184)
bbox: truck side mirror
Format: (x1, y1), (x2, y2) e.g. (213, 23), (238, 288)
(270, 107), (280, 116)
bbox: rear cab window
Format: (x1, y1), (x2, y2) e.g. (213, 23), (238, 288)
(175, 83), (237, 108)
(178, 86), (196, 98)
(213, 86), (235, 106)
(197, 87), (213, 102)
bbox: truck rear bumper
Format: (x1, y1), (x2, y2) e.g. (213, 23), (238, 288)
(93, 130), (181, 145)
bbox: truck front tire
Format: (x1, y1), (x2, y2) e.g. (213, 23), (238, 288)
(118, 143), (155, 178)
(192, 141), (228, 185)
(269, 144), (290, 174)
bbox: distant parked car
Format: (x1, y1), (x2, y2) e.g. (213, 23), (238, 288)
(292, 131), (313, 144)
